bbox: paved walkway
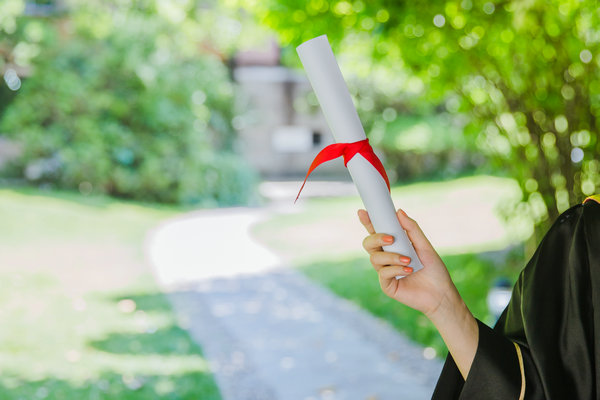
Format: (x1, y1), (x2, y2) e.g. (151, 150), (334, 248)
(145, 194), (442, 400)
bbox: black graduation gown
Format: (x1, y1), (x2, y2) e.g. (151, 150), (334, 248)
(432, 197), (600, 400)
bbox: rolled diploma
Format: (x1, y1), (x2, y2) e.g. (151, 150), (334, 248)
(297, 35), (423, 272)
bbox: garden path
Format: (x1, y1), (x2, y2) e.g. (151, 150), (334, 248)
(146, 182), (443, 400)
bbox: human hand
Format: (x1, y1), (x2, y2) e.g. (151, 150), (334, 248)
(359, 208), (478, 379)
(358, 208), (457, 318)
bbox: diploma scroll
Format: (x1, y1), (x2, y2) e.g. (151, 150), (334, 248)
(296, 35), (423, 273)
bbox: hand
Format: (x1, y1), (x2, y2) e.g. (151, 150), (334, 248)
(358, 208), (456, 318)
(358, 208), (479, 379)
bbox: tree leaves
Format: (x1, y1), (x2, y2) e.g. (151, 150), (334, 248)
(252, 0), (600, 228)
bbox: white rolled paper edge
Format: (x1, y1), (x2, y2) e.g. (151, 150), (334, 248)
(297, 35), (423, 272)
(348, 155), (422, 272)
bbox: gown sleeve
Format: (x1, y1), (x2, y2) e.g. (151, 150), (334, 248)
(431, 319), (544, 400)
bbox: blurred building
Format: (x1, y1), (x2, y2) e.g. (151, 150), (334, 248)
(232, 41), (347, 180)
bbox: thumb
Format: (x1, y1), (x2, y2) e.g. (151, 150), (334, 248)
(396, 209), (433, 253)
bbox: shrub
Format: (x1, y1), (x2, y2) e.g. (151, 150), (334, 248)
(0, 12), (256, 206)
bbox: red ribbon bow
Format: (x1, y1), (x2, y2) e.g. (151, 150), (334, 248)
(295, 138), (390, 203)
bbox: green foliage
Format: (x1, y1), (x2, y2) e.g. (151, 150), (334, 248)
(248, 0), (600, 229)
(0, 1), (57, 118)
(373, 114), (482, 181)
(1, 1), (256, 206)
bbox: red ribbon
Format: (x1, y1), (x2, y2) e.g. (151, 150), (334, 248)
(295, 138), (390, 203)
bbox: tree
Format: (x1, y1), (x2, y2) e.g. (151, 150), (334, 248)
(247, 0), (600, 233)
(0, 1), (58, 118)
(1, 0), (257, 206)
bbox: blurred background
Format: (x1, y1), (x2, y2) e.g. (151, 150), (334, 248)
(0, 0), (599, 399)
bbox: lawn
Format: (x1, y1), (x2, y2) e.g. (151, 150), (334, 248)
(252, 175), (532, 357)
(0, 188), (222, 399)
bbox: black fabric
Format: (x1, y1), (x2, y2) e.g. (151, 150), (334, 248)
(432, 320), (525, 399)
(432, 200), (600, 399)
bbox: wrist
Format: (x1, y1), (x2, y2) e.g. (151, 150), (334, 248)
(426, 284), (479, 379)
(425, 284), (472, 329)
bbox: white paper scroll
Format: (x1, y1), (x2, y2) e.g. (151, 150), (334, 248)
(297, 35), (424, 273)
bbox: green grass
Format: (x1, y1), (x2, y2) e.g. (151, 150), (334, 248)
(0, 188), (222, 399)
(299, 252), (524, 358)
(252, 175), (530, 358)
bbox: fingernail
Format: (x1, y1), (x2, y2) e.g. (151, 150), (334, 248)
(400, 256), (411, 264)
(383, 235), (394, 244)
(403, 266), (413, 273)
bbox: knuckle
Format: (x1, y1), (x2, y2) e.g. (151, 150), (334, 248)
(369, 253), (378, 265)
(362, 236), (370, 250)
(379, 267), (394, 279)
(405, 219), (418, 231)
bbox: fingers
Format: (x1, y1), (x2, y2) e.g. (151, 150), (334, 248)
(379, 265), (413, 279)
(357, 209), (375, 235)
(369, 251), (411, 270)
(360, 208), (431, 254)
(362, 233), (394, 254)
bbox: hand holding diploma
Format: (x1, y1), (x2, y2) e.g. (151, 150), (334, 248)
(359, 207), (478, 380)
(358, 208), (453, 314)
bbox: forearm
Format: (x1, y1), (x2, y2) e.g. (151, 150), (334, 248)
(427, 285), (479, 380)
